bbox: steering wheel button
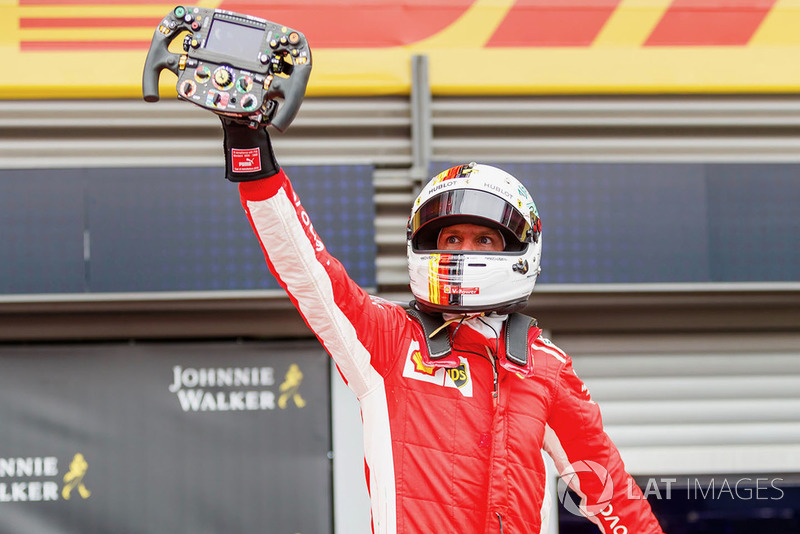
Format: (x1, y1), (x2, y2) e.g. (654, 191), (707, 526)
(269, 39), (278, 49)
(179, 79), (196, 98)
(241, 94), (259, 112)
(173, 6), (186, 18)
(236, 75), (254, 93)
(194, 65), (211, 83)
(206, 90), (229, 109)
(288, 32), (300, 45)
(213, 66), (234, 90)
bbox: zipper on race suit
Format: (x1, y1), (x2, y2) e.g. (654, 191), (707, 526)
(488, 347), (504, 532)
(486, 347), (499, 407)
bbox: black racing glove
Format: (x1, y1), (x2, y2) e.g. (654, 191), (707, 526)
(220, 117), (280, 182)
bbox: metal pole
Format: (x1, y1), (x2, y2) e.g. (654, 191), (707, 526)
(410, 54), (432, 189)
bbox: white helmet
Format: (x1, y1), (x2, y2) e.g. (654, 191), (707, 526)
(407, 163), (542, 315)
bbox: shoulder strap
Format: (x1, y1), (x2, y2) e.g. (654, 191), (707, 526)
(405, 303), (452, 360)
(505, 313), (538, 367)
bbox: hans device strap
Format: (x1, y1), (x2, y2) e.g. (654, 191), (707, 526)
(143, 6), (312, 132)
(504, 313), (537, 367)
(407, 302), (537, 366)
(406, 306), (452, 361)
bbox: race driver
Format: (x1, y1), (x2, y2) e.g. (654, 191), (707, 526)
(221, 118), (664, 533)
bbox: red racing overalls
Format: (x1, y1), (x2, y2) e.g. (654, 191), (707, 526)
(239, 171), (664, 534)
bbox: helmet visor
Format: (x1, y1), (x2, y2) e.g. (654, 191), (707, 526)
(410, 189), (532, 248)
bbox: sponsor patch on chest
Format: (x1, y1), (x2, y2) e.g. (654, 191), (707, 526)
(401, 341), (473, 397)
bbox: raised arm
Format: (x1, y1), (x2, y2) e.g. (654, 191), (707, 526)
(222, 119), (408, 395)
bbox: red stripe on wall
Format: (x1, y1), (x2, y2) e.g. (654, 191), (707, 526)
(645, 0), (776, 46)
(219, 0), (477, 48)
(487, 0), (621, 47)
(20, 17), (160, 28)
(21, 40), (151, 51)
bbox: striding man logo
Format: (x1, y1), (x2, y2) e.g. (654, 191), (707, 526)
(278, 364), (307, 409)
(62, 454), (91, 500)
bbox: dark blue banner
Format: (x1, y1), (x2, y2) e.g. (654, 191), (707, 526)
(433, 162), (800, 284)
(0, 165), (376, 294)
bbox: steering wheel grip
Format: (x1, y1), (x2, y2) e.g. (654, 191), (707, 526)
(142, 30), (181, 103)
(267, 57), (312, 132)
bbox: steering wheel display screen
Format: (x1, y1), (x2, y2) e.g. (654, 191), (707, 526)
(205, 18), (264, 60)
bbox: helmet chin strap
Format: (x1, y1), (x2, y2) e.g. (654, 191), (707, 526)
(441, 311), (507, 340)
(428, 314), (473, 339)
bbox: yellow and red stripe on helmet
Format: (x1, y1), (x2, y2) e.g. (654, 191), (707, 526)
(429, 163), (477, 186)
(427, 253), (478, 307)
(428, 254), (445, 307)
(428, 253), (460, 307)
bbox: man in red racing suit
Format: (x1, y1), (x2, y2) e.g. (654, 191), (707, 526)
(222, 120), (664, 534)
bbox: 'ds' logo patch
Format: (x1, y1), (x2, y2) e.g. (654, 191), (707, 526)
(446, 364), (469, 389)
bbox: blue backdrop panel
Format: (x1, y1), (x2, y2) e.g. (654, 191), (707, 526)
(3, 162), (797, 294)
(706, 164), (800, 282)
(0, 171), (87, 293)
(527, 163), (708, 284)
(0, 165), (376, 294)
(432, 162), (800, 284)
